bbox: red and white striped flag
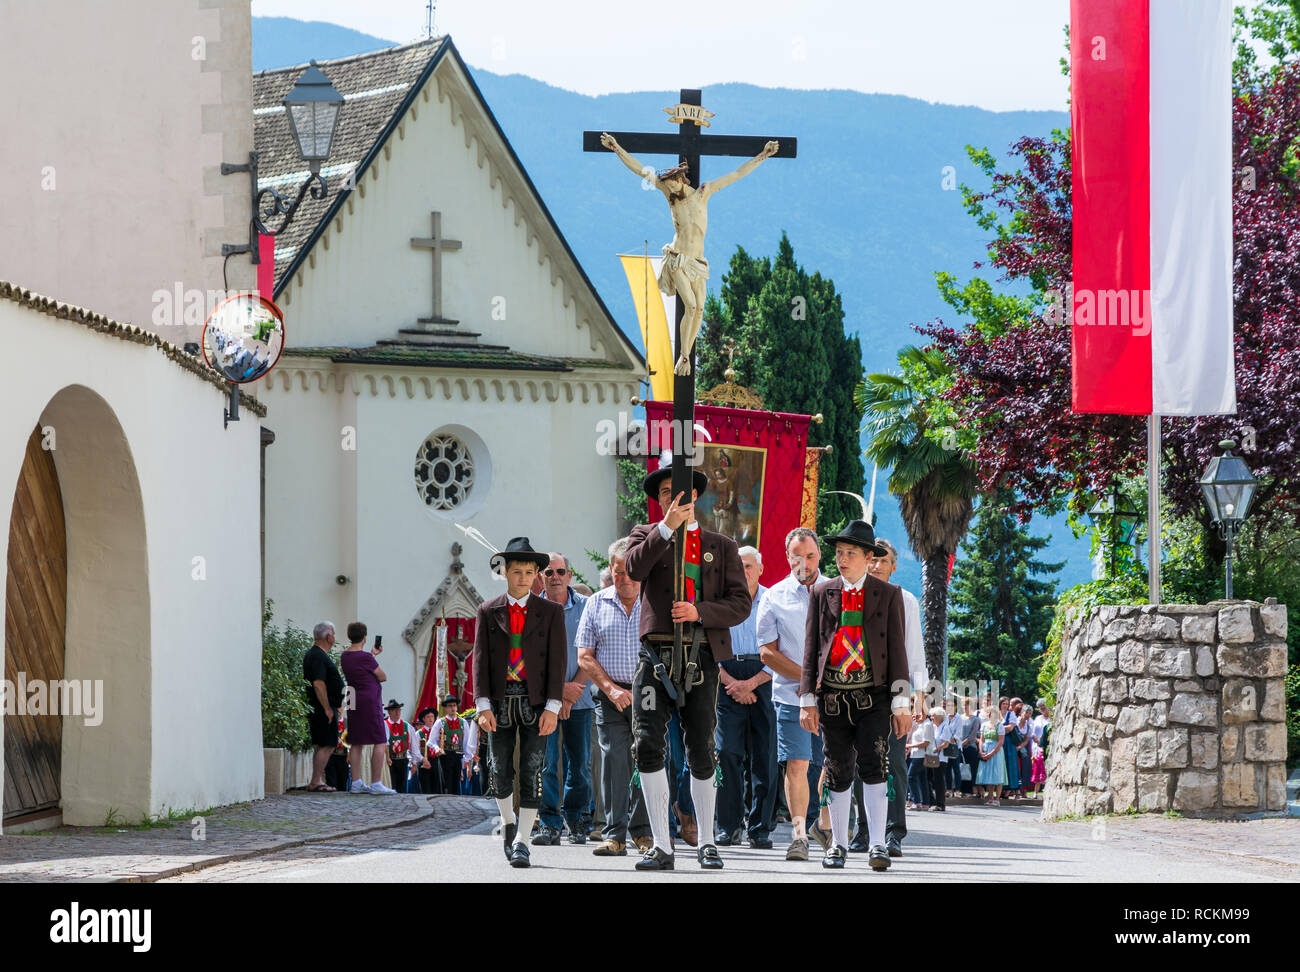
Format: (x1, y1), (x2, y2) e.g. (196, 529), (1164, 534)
(1070, 0), (1235, 415)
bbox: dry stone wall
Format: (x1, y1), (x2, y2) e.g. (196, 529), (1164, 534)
(1043, 600), (1289, 818)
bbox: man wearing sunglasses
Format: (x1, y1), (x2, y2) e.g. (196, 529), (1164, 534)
(534, 553), (594, 845)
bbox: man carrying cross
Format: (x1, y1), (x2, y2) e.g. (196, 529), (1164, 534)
(600, 131), (779, 376)
(624, 461), (751, 871)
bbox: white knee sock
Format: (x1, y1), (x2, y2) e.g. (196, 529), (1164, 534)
(640, 768), (673, 852)
(496, 797), (516, 829)
(689, 774), (716, 846)
(516, 807), (538, 846)
(829, 788), (852, 849)
(865, 781), (888, 848)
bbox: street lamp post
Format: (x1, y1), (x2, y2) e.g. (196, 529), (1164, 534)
(1198, 439), (1259, 600)
(1087, 485), (1143, 577)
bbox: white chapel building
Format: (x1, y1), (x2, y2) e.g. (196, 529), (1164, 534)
(251, 37), (644, 708)
(0, 0), (266, 829)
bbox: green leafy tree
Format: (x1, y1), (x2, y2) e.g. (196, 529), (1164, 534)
(1235, 0), (1300, 77)
(859, 345), (978, 679)
(948, 497), (1064, 699)
(697, 232), (865, 528)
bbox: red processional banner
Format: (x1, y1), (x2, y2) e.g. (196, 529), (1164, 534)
(415, 617), (476, 716)
(643, 401), (817, 588)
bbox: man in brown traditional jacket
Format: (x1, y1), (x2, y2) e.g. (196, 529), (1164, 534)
(799, 519), (910, 871)
(624, 461), (750, 872)
(473, 537), (566, 868)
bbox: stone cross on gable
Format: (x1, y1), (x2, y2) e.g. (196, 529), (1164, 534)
(411, 211), (462, 325)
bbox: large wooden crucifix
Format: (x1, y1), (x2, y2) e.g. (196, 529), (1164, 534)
(583, 88), (795, 654)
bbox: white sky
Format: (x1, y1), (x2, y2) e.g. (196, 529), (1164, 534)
(253, 0), (1078, 112)
(252, 1), (1272, 113)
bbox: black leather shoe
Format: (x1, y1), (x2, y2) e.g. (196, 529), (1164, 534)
(502, 822), (517, 861)
(634, 846), (675, 871)
(886, 838), (903, 858)
(531, 825), (561, 846)
(748, 836), (773, 850)
(509, 842), (531, 868)
(849, 830), (870, 853)
(698, 844), (724, 869)
(868, 844), (891, 870)
(822, 844), (847, 869)
(713, 830), (733, 846)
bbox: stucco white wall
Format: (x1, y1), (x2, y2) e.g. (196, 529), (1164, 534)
(260, 371), (359, 638)
(0, 300), (264, 829)
(1, 0), (265, 830)
(260, 367), (635, 706)
(274, 55), (626, 364)
(0, 0), (255, 349)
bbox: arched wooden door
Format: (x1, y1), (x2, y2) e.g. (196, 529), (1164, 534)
(3, 425), (67, 821)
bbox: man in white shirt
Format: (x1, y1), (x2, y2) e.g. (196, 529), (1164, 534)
(714, 547), (775, 849)
(757, 527), (826, 862)
(861, 537), (927, 857)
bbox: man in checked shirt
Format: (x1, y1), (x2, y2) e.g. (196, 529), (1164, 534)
(577, 537), (654, 857)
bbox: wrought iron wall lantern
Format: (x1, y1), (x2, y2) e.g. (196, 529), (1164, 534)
(221, 63), (345, 265)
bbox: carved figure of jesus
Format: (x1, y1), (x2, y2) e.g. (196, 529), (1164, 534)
(600, 132), (779, 375)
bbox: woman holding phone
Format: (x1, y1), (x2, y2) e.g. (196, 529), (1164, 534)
(339, 621), (395, 794)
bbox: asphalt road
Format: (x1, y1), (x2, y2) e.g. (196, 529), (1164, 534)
(171, 798), (1297, 883)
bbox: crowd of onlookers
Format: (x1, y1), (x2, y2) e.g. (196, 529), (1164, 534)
(905, 696), (1051, 810)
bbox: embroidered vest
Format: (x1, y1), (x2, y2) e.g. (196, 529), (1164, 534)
(386, 718), (410, 757)
(823, 585), (872, 688)
(443, 715), (464, 753)
(334, 712), (348, 754)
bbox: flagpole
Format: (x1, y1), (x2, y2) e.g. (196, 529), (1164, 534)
(1148, 413), (1161, 604)
(643, 239), (651, 395)
(866, 462), (878, 523)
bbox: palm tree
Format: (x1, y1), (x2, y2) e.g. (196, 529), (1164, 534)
(857, 345), (978, 682)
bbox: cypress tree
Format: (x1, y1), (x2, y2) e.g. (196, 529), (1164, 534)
(948, 495), (1064, 698)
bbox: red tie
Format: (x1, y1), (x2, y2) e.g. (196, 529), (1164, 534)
(507, 602), (526, 681)
(683, 525), (701, 602)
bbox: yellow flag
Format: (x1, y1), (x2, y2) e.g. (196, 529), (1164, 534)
(618, 253), (675, 402)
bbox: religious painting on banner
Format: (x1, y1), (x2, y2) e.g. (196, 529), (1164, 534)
(695, 443), (766, 549)
(644, 401), (815, 587)
(415, 617), (476, 715)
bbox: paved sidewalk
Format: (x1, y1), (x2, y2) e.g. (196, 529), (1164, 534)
(1051, 812), (1300, 872)
(0, 792), (489, 882)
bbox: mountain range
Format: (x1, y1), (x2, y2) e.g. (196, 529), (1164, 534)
(251, 17), (1091, 596)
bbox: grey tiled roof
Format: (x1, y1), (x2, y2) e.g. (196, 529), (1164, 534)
(285, 344), (635, 373)
(253, 38), (449, 289)
(253, 35), (644, 372)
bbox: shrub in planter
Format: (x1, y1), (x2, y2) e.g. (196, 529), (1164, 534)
(262, 600), (312, 751)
